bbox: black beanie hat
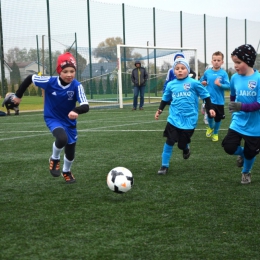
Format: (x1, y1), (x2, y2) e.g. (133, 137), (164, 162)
(231, 44), (257, 68)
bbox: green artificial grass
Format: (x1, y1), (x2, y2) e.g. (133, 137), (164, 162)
(1, 104), (260, 260)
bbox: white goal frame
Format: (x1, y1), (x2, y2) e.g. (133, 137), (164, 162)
(117, 44), (198, 108)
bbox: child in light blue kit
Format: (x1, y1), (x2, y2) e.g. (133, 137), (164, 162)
(200, 51), (230, 142)
(222, 44), (260, 184)
(155, 58), (216, 175)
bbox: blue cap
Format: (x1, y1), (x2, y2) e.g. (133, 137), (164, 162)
(173, 52), (185, 61)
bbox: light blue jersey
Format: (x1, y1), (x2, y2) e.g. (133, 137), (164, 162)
(200, 68), (230, 105)
(163, 77), (210, 129)
(32, 75), (88, 128)
(230, 71), (260, 136)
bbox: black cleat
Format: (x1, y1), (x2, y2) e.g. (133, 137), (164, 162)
(157, 166), (168, 175)
(62, 171), (76, 184)
(183, 148), (191, 159)
(49, 157), (61, 177)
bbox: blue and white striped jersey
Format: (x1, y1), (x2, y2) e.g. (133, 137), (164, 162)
(32, 75), (88, 127)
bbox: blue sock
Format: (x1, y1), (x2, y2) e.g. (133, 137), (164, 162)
(234, 146), (244, 157)
(208, 117), (214, 129)
(214, 121), (221, 134)
(242, 157), (256, 173)
(162, 143), (173, 167)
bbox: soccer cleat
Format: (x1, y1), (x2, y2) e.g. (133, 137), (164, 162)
(157, 166), (168, 175)
(62, 171), (76, 183)
(206, 127), (214, 137)
(241, 173), (251, 184)
(183, 147), (191, 159)
(15, 110), (19, 115)
(236, 156), (244, 167)
(211, 134), (219, 142)
(139, 107), (144, 110)
(132, 107), (136, 111)
(49, 157), (61, 177)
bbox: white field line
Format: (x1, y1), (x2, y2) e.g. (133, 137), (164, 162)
(0, 128), (228, 141)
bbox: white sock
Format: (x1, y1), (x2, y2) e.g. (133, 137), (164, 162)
(63, 155), (74, 172)
(51, 142), (63, 160)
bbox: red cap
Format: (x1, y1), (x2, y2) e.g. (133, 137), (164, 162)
(56, 52), (77, 74)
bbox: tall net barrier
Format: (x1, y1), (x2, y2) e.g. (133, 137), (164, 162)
(117, 45), (197, 108)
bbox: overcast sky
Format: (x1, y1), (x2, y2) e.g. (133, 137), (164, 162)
(93, 0), (260, 22)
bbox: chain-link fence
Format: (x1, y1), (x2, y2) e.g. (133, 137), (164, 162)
(0, 0), (260, 102)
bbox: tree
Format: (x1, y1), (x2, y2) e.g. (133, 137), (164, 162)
(27, 48), (38, 62)
(98, 78), (104, 94)
(189, 56), (208, 77)
(126, 73), (132, 94)
(85, 81), (90, 95)
(11, 83), (15, 93)
(10, 61), (21, 84)
(93, 37), (123, 62)
(106, 74), (111, 94)
(5, 47), (63, 76)
(93, 37), (137, 63)
(6, 47), (28, 62)
(91, 79), (97, 95)
(160, 61), (172, 73)
(112, 78), (117, 94)
(37, 86), (42, 96)
(30, 86), (37, 96)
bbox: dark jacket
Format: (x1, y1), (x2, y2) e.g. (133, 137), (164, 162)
(131, 65), (148, 87)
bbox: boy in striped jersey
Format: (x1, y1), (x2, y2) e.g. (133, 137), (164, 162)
(13, 52), (89, 183)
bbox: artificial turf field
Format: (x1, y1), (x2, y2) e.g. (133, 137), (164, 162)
(1, 101), (260, 259)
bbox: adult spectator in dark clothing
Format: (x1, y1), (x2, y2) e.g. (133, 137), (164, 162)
(131, 60), (148, 110)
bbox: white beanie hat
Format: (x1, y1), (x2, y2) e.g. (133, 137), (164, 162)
(173, 58), (190, 73)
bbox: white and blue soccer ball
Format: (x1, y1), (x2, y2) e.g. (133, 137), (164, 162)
(107, 167), (134, 193)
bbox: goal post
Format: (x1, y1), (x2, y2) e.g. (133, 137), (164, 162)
(117, 44), (198, 108)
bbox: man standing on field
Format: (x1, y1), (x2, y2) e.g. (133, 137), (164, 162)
(131, 60), (148, 111)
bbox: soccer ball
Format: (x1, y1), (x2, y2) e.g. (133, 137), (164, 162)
(107, 167), (134, 193)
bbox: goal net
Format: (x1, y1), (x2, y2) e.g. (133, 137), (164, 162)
(117, 45), (198, 108)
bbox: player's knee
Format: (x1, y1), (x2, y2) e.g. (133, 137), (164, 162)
(177, 143), (186, 150)
(222, 144), (237, 155)
(56, 135), (68, 147)
(53, 128), (68, 148)
(166, 139), (175, 146)
(244, 150), (258, 160)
